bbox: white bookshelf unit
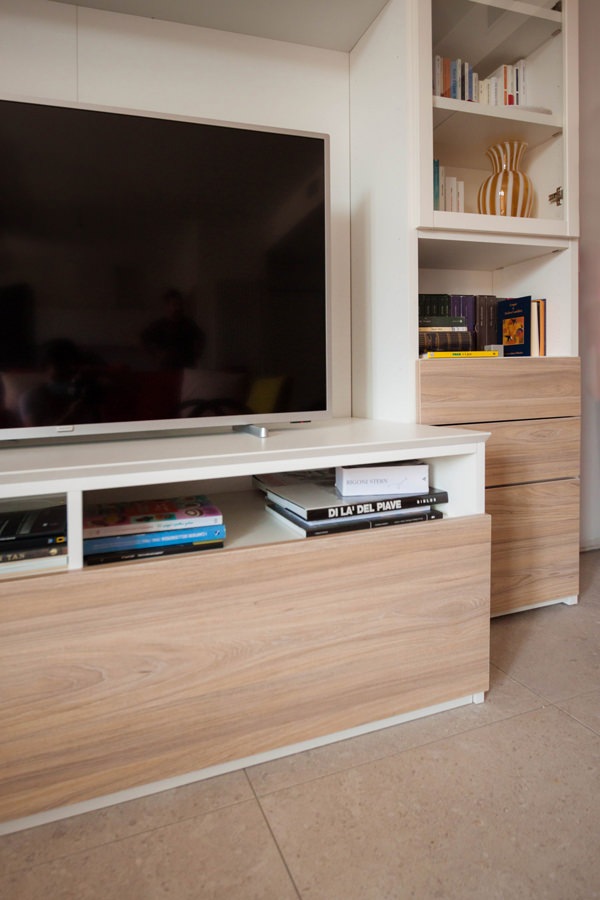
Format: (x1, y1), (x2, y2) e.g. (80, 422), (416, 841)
(412, 0), (581, 615)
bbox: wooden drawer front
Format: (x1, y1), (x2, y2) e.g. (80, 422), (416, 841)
(417, 357), (581, 425)
(486, 480), (580, 616)
(0, 516), (490, 822)
(465, 418), (580, 487)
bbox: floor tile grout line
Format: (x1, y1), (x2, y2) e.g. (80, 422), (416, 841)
(242, 703), (559, 802)
(0, 794), (260, 877)
(244, 769), (304, 900)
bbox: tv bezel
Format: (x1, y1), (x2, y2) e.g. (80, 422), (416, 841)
(0, 95), (332, 445)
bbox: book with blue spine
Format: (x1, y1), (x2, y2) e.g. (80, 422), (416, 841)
(83, 524), (226, 555)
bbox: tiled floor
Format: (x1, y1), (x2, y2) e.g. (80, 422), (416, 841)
(2, 553), (600, 900)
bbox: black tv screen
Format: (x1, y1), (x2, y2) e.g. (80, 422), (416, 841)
(0, 98), (330, 442)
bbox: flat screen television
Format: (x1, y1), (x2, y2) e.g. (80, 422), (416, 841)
(0, 98), (330, 443)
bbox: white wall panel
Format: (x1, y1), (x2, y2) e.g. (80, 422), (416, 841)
(0, 0), (77, 100)
(0, 1), (352, 417)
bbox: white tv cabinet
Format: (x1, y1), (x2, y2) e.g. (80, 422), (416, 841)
(0, 418), (491, 829)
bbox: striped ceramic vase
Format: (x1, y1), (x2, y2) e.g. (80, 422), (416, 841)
(477, 140), (534, 217)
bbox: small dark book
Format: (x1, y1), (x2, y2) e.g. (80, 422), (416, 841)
(497, 296), (534, 356)
(0, 505), (67, 543)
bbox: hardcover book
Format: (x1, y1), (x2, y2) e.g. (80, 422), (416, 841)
(259, 480), (449, 522)
(84, 540), (224, 566)
(83, 494), (223, 537)
(497, 296), (535, 356)
(0, 505), (67, 543)
(267, 501), (443, 537)
(449, 294), (476, 332)
(335, 461), (429, 497)
(419, 330), (475, 352)
(83, 524), (227, 555)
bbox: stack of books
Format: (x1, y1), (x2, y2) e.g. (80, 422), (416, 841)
(0, 503), (68, 574)
(253, 466), (447, 538)
(419, 292), (546, 357)
(83, 494), (225, 565)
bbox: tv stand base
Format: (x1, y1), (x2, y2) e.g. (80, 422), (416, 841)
(233, 423), (269, 438)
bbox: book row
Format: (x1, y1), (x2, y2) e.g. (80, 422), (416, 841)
(419, 293), (546, 357)
(0, 494), (228, 572)
(433, 56), (532, 110)
(0, 465), (448, 571)
(433, 161), (464, 213)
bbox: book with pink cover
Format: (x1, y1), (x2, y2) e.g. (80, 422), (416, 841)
(83, 494), (223, 537)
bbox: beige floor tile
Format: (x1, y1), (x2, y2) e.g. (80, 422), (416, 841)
(579, 550), (600, 604)
(259, 706), (600, 900)
(0, 799), (298, 900)
(0, 770), (252, 876)
(557, 688), (600, 735)
(490, 594), (600, 702)
(247, 664), (544, 796)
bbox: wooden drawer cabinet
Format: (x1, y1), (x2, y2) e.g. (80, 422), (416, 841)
(417, 358), (581, 615)
(487, 480), (580, 617)
(417, 357), (581, 426)
(464, 418), (580, 488)
(0, 515), (490, 823)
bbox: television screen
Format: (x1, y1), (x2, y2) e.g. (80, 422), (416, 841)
(0, 98), (330, 442)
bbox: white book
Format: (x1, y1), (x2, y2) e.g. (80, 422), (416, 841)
(489, 76), (499, 106)
(456, 180), (465, 213)
(433, 54), (443, 96)
(336, 461), (429, 497)
(515, 58), (527, 106)
(445, 175), (457, 212)
(439, 165), (446, 211)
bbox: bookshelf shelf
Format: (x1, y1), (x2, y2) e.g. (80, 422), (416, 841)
(432, 97), (562, 169)
(432, 0), (562, 77)
(417, 230), (569, 271)
(0, 418), (488, 574)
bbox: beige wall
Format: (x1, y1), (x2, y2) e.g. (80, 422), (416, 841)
(579, 0), (600, 549)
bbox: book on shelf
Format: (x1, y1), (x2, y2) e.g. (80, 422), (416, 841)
(419, 330), (475, 353)
(420, 350), (500, 359)
(256, 476), (449, 522)
(445, 175), (457, 212)
(0, 543), (68, 564)
(419, 316), (467, 328)
(84, 540), (224, 566)
(419, 325), (468, 333)
(0, 504), (67, 544)
(497, 296), (545, 357)
(267, 501), (443, 538)
(474, 295), (498, 350)
(82, 494), (223, 538)
(449, 295), (476, 332)
(456, 179), (465, 213)
(433, 159), (440, 210)
(535, 299), (547, 356)
(83, 523), (226, 556)
(335, 461), (429, 497)
(252, 468), (333, 491)
(419, 294), (450, 316)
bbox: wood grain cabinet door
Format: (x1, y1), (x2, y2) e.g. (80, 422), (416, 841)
(486, 479), (580, 615)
